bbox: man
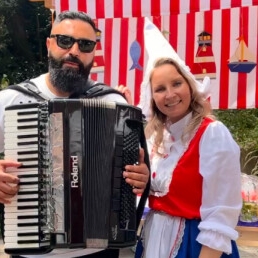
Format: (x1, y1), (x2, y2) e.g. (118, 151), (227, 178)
(0, 11), (149, 258)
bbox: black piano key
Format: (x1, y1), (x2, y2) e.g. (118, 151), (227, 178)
(18, 191), (39, 195)
(18, 240), (40, 244)
(18, 175), (39, 179)
(19, 164), (38, 169)
(18, 141), (38, 146)
(18, 134), (38, 139)
(18, 150), (38, 155)
(18, 205), (39, 210)
(17, 118), (38, 123)
(18, 215), (39, 219)
(19, 181), (39, 186)
(17, 158), (38, 162)
(18, 232), (40, 237)
(17, 125), (38, 130)
(17, 111), (38, 116)
(18, 198), (38, 203)
(18, 222), (40, 227)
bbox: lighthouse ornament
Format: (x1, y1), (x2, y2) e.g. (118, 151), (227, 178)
(192, 31), (216, 79)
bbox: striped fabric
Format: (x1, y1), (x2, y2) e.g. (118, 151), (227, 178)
(55, 0), (258, 109)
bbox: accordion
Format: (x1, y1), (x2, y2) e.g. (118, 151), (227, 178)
(3, 99), (145, 255)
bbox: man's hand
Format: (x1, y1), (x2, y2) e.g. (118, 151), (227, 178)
(115, 85), (133, 105)
(123, 148), (149, 194)
(0, 160), (21, 204)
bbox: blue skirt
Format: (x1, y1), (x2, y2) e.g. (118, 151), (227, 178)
(135, 219), (240, 258)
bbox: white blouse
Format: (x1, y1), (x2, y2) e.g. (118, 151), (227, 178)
(144, 113), (242, 256)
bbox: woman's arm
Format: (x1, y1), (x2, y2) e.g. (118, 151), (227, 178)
(199, 245), (222, 258)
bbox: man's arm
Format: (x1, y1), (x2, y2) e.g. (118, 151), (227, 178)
(123, 148), (149, 194)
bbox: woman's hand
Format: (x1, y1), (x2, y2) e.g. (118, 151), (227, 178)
(115, 85), (133, 105)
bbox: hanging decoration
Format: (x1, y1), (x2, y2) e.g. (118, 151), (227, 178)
(228, 35), (257, 73)
(192, 31), (216, 79)
(129, 40), (143, 70)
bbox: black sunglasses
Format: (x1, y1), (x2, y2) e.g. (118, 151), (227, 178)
(50, 34), (96, 53)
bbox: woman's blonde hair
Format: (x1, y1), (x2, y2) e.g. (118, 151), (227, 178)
(145, 57), (214, 154)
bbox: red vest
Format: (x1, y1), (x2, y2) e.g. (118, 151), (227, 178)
(149, 118), (213, 219)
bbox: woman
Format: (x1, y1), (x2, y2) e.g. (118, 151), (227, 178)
(138, 57), (242, 258)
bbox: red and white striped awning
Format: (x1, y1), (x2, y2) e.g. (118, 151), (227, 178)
(55, 0), (258, 18)
(54, 0), (258, 109)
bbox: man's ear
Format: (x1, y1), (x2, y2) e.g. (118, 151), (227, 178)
(46, 38), (50, 56)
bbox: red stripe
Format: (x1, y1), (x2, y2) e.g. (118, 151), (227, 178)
(118, 18), (129, 86)
(152, 16), (162, 30)
(204, 10), (213, 34)
(114, 0), (123, 18)
(237, 7), (249, 109)
(210, 0), (220, 10)
(90, 73), (98, 81)
(219, 9), (231, 109)
(190, 0), (200, 13)
(60, 0), (69, 11)
(134, 18), (145, 105)
(132, 0), (142, 17)
(169, 15), (178, 51)
(232, 0), (242, 8)
(170, 0), (180, 15)
(95, 0), (105, 18)
(77, 0), (87, 12)
(151, 0), (160, 16)
(185, 12), (195, 70)
(104, 18), (113, 86)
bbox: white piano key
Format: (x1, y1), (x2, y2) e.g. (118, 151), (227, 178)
(4, 137), (39, 144)
(4, 242), (50, 249)
(9, 194), (39, 201)
(4, 144), (38, 150)
(5, 218), (39, 225)
(4, 120), (38, 127)
(4, 148), (38, 156)
(6, 210), (39, 218)
(5, 235), (40, 242)
(4, 126), (38, 133)
(4, 114), (38, 121)
(4, 225), (40, 232)
(5, 154), (39, 161)
(4, 130), (38, 138)
(4, 228), (39, 236)
(4, 207), (38, 213)
(5, 201), (38, 207)
(4, 108), (39, 116)
(19, 184), (39, 189)
(7, 170), (39, 176)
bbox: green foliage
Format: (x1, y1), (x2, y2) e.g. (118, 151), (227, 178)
(0, 74), (9, 89)
(214, 109), (258, 150)
(0, 0), (51, 84)
(214, 109), (258, 174)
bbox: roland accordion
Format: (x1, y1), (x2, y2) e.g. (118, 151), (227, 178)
(3, 99), (145, 255)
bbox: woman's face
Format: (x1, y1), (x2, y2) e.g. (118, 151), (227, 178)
(151, 63), (191, 123)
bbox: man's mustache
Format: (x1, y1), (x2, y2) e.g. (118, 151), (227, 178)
(62, 56), (84, 67)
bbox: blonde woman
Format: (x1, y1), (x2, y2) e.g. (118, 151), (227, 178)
(136, 57), (242, 258)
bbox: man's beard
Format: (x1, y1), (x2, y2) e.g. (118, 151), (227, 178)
(48, 54), (93, 94)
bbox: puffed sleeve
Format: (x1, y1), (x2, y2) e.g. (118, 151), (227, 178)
(196, 120), (242, 253)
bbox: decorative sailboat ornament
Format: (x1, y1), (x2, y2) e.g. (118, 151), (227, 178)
(228, 35), (256, 73)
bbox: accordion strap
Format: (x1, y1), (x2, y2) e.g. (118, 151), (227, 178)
(7, 80), (49, 101)
(136, 124), (151, 229)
